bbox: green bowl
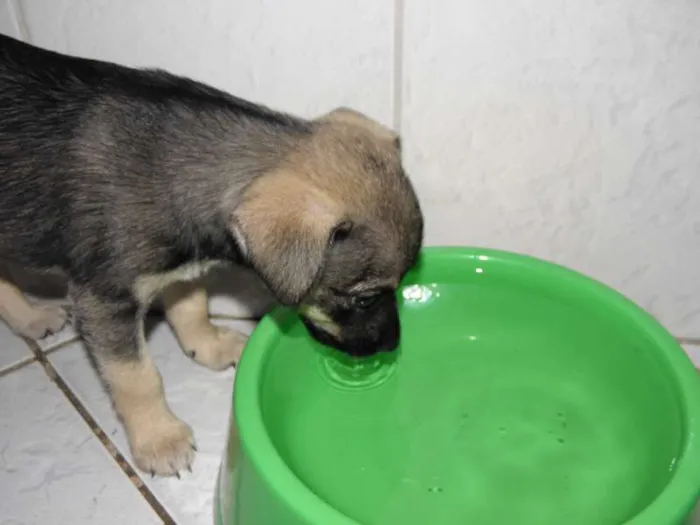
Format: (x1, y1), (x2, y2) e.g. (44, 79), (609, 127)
(216, 247), (700, 525)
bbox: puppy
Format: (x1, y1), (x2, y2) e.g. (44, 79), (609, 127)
(0, 34), (423, 476)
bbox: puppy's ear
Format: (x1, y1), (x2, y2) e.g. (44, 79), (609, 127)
(319, 107), (399, 145)
(233, 171), (342, 305)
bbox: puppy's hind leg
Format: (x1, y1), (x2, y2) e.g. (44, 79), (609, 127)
(0, 265), (67, 339)
(162, 281), (247, 370)
(73, 288), (195, 477)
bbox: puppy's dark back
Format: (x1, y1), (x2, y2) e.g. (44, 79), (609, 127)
(0, 34), (308, 294)
(0, 34), (423, 321)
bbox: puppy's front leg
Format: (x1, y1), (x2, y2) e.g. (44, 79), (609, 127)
(162, 281), (247, 370)
(73, 289), (195, 477)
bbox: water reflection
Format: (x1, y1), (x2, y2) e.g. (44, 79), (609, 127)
(402, 284), (435, 303)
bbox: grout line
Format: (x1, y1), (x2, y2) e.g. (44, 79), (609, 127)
(41, 335), (82, 356)
(7, 0), (29, 41)
(23, 337), (177, 525)
(0, 355), (36, 378)
(392, 0), (405, 134)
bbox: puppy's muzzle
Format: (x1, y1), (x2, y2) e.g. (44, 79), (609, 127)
(300, 304), (400, 357)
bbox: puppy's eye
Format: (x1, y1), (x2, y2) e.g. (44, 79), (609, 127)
(330, 220), (353, 245)
(352, 293), (381, 310)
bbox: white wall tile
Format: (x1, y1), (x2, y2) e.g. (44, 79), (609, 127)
(13, 0), (700, 337)
(402, 0), (700, 337)
(0, 364), (161, 524)
(18, 0), (395, 126)
(0, 0), (23, 39)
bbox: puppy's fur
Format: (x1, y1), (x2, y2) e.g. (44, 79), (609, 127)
(0, 34), (423, 476)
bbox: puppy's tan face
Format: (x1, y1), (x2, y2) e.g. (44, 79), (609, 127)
(235, 108), (423, 357)
(299, 218), (421, 356)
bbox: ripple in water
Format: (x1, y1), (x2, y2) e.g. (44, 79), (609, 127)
(319, 351), (397, 391)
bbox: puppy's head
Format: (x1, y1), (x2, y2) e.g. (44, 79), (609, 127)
(234, 108), (423, 357)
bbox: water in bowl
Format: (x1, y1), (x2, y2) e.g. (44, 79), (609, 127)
(261, 280), (681, 525)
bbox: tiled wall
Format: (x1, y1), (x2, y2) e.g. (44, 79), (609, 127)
(1, 0), (699, 337)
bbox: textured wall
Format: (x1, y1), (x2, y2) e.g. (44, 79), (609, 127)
(1, 0), (699, 336)
(17, 0), (395, 127)
(0, 0), (21, 39)
(401, 0), (700, 337)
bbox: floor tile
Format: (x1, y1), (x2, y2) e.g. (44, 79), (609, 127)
(49, 318), (257, 525)
(682, 344), (700, 368)
(0, 363), (161, 524)
(34, 320), (78, 352)
(0, 322), (32, 372)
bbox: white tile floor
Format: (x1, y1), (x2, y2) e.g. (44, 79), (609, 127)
(0, 322), (33, 371)
(1, 316), (699, 525)
(0, 316), (255, 525)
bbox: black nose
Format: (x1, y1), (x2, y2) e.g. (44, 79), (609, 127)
(302, 310), (401, 357)
(334, 325), (399, 357)
(376, 318), (400, 353)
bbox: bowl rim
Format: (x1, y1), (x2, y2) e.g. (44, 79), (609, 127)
(234, 246), (700, 525)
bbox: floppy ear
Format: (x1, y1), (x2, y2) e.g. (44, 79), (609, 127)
(233, 170), (342, 306)
(320, 107), (399, 145)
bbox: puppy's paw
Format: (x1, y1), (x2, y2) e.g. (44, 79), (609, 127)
(17, 304), (68, 339)
(185, 326), (247, 371)
(130, 415), (196, 478)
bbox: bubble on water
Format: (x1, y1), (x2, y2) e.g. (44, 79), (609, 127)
(428, 486), (443, 493)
